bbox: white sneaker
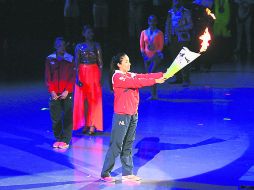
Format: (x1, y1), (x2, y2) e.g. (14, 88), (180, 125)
(52, 141), (61, 148)
(122, 175), (141, 181)
(58, 142), (69, 149)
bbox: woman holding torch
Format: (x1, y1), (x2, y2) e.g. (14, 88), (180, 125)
(101, 53), (168, 182)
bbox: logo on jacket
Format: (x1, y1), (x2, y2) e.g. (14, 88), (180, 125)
(119, 121), (125, 126)
(119, 77), (126, 81)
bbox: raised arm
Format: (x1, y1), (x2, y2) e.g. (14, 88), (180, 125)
(113, 73), (163, 89)
(135, 72), (163, 79)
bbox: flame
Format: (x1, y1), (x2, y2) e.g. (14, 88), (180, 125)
(199, 27), (211, 53)
(206, 8), (216, 20)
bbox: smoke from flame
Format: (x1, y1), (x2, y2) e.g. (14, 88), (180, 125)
(199, 27), (211, 53)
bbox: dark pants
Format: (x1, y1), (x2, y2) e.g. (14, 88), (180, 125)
(101, 113), (138, 177)
(49, 93), (73, 144)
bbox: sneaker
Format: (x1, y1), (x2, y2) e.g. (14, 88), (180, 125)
(52, 141), (61, 148)
(58, 142), (69, 149)
(122, 175), (141, 181)
(101, 176), (116, 183)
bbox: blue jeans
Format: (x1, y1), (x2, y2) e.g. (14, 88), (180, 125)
(101, 113), (138, 177)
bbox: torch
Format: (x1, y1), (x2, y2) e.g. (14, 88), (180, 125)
(164, 9), (215, 79)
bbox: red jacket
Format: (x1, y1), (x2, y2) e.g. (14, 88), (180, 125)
(112, 70), (163, 115)
(45, 53), (75, 94)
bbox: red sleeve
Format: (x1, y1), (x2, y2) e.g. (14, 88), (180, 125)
(156, 31), (164, 52)
(113, 73), (157, 89)
(45, 58), (56, 93)
(136, 72), (163, 79)
(65, 62), (75, 92)
(140, 30), (145, 52)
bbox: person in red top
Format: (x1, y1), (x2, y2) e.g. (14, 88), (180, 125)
(101, 53), (168, 182)
(140, 15), (164, 99)
(45, 37), (75, 149)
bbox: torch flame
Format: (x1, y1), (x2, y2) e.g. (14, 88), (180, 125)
(206, 8), (216, 20)
(199, 27), (211, 53)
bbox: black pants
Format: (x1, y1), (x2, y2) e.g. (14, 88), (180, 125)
(49, 93), (73, 144)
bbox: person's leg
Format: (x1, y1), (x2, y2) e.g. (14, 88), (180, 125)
(120, 114), (138, 176)
(101, 114), (131, 177)
(62, 93), (73, 144)
(73, 84), (86, 130)
(149, 59), (160, 98)
(245, 16), (252, 53)
(86, 66), (103, 133)
(182, 64), (191, 86)
(49, 98), (63, 143)
(171, 37), (183, 83)
(181, 42), (191, 86)
(235, 19), (243, 52)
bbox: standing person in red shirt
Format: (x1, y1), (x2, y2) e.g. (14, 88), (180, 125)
(45, 37), (75, 149)
(73, 25), (103, 135)
(140, 15), (164, 99)
(101, 53), (168, 182)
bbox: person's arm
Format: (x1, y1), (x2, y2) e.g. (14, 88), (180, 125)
(96, 42), (103, 69)
(113, 73), (164, 89)
(65, 58), (75, 93)
(45, 58), (58, 100)
(74, 44), (83, 86)
(140, 30), (148, 60)
(155, 31), (164, 59)
(45, 58), (54, 93)
(135, 72), (163, 79)
(157, 31), (164, 52)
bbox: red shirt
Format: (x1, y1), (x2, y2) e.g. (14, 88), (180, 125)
(112, 70), (163, 115)
(45, 53), (75, 93)
(140, 29), (164, 58)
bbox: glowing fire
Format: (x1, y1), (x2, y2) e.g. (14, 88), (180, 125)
(206, 8), (216, 20)
(199, 27), (211, 53)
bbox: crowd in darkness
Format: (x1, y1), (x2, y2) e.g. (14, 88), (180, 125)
(0, 0), (253, 82)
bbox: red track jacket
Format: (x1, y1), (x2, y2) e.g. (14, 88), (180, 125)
(45, 53), (75, 94)
(112, 70), (163, 115)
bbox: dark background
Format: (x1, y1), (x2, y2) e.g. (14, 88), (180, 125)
(0, 0), (252, 83)
(0, 0), (143, 82)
